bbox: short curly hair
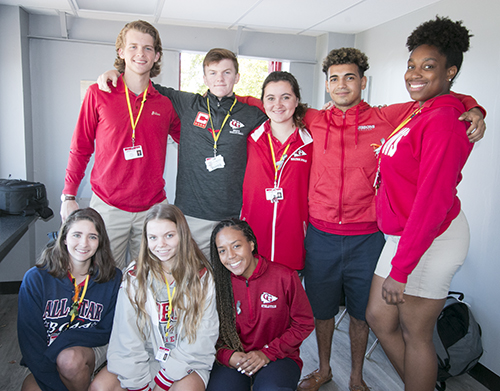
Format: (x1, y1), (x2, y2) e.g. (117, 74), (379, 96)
(406, 16), (472, 75)
(114, 20), (162, 78)
(322, 48), (369, 78)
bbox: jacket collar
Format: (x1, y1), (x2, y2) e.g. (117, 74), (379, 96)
(251, 120), (313, 146)
(328, 99), (371, 116)
(232, 254), (268, 282)
(206, 90), (238, 110)
(116, 74), (156, 98)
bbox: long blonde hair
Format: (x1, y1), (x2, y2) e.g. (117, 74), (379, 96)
(126, 204), (212, 343)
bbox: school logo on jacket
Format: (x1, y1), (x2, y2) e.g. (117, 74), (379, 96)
(291, 149), (308, 163)
(229, 119), (245, 135)
(261, 292), (278, 308)
(381, 127), (411, 157)
(358, 124), (376, 131)
(158, 301), (178, 343)
(194, 112), (209, 128)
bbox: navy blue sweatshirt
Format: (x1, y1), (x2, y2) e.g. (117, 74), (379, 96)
(17, 266), (122, 391)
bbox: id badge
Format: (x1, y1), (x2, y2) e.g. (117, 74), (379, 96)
(124, 145), (144, 160)
(205, 155), (225, 172)
(155, 346), (171, 362)
(265, 188), (284, 202)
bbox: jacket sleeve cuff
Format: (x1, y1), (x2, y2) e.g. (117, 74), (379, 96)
(216, 348), (235, 367)
(62, 183), (79, 196)
(154, 368), (173, 390)
(261, 346), (276, 362)
(389, 266), (409, 284)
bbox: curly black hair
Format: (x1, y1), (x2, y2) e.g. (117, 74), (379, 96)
(406, 16), (472, 76)
(322, 47), (369, 78)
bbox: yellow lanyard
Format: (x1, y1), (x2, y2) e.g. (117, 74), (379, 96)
(207, 97), (237, 155)
(68, 273), (89, 324)
(372, 107), (423, 191)
(387, 107), (423, 141)
(267, 133), (291, 184)
(164, 276), (176, 338)
(124, 80), (148, 147)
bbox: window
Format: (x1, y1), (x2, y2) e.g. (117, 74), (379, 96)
(180, 52), (288, 98)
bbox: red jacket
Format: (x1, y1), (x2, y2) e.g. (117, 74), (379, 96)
(63, 76), (181, 212)
(241, 120), (313, 270)
(376, 95), (473, 283)
(303, 93), (482, 236)
(238, 94), (481, 237)
(216, 256), (314, 370)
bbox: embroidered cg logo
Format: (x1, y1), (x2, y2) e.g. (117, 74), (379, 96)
(261, 292), (278, 304)
(229, 119), (245, 135)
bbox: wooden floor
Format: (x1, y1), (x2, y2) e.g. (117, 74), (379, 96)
(0, 293), (489, 391)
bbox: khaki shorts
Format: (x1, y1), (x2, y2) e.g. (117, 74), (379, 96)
(374, 210), (470, 299)
(184, 215), (219, 260)
(90, 194), (168, 270)
(92, 344), (108, 373)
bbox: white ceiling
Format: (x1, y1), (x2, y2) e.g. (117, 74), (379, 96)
(0, 0), (443, 36)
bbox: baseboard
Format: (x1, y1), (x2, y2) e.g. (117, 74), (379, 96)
(469, 363), (500, 391)
(0, 281), (22, 294)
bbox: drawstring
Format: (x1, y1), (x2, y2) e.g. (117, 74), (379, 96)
(324, 104), (361, 153)
(354, 105), (360, 149)
(324, 109), (331, 154)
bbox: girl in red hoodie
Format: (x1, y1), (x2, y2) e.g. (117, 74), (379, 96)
(366, 16), (476, 391)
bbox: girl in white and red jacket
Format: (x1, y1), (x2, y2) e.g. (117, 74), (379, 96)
(91, 204), (218, 391)
(240, 71), (312, 271)
(207, 219), (314, 391)
(366, 16), (476, 391)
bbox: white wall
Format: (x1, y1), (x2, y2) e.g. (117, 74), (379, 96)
(0, 6), (28, 178)
(356, 0), (500, 375)
(0, 6), (36, 281)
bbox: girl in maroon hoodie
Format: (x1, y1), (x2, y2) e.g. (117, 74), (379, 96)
(207, 219), (314, 391)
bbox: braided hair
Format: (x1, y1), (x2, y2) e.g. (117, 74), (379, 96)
(210, 219), (259, 352)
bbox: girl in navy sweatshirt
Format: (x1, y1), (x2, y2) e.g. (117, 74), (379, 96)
(18, 208), (121, 391)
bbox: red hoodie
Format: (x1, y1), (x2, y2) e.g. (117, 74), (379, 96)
(376, 94), (473, 284)
(216, 256), (314, 369)
(238, 94), (482, 237)
(303, 94), (482, 236)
